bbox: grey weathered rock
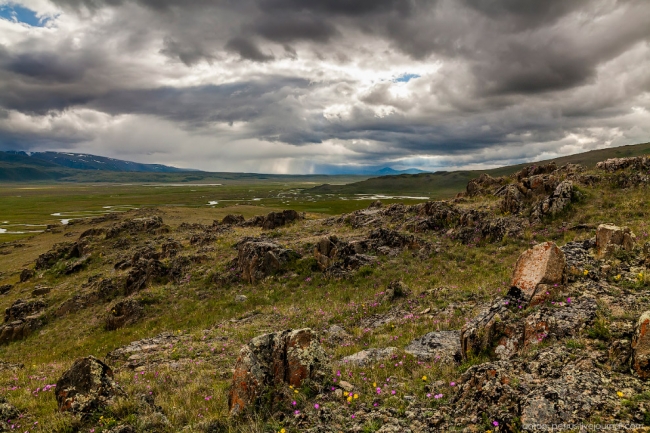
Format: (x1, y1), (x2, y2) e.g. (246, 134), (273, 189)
(0, 285), (11, 295)
(382, 281), (409, 302)
(234, 295), (248, 303)
(530, 180), (574, 222)
(0, 298), (46, 344)
(405, 330), (461, 362)
(106, 216), (167, 238)
(498, 184), (523, 214)
(0, 396), (19, 432)
(326, 324), (351, 343)
(341, 347), (397, 366)
(228, 328), (330, 416)
(32, 285), (51, 296)
(55, 356), (125, 413)
(596, 223), (636, 258)
(237, 241), (301, 283)
(313, 235), (340, 270)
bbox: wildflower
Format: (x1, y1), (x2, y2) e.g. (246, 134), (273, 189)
(344, 392), (349, 397)
(351, 414), (356, 419)
(294, 410), (300, 415)
(493, 421), (499, 427)
(450, 382), (455, 387)
(426, 393), (432, 398)
(347, 396), (352, 402)
(614, 274), (622, 281)
(373, 382), (377, 387)
(294, 390), (298, 394)
(391, 390), (396, 395)
(292, 401), (296, 406)
(314, 404), (320, 409)
(434, 393), (443, 399)
(280, 429), (286, 433)
(567, 297), (571, 303)
(376, 387), (381, 394)
(353, 393), (359, 399)
(583, 269), (589, 276)
(422, 375), (427, 381)
(617, 391), (624, 397)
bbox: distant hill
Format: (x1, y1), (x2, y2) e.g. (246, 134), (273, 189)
(4, 151), (192, 173)
(309, 141), (650, 198)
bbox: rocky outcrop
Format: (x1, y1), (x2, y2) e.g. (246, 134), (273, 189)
(106, 299), (144, 331)
(530, 180), (574, 222)
(341, 347), (397, 366)
(404, 330), (461, 362)
(124, 258), (167, 294)
(105, 216), (168, 239)
(228, 328), (330, 416)
(466, 174), (507, 197)
(0, 285), (11, 295)
(55, 356), (124, 413)
(509, 241), (566, 305)
(19, 268), (34, 282)
(262, 210), (302, 230)
(237, 241), (301, 283)
(632, 311), (650, 379)
(596, 223), (636, 258)
(498, 184), (523, 214)
(221, 214), (245, 225)
(381, 281), (409, 302)
(369, 228), (421, 250)
(597, 156), (650, 172)
(0, 298), (46, 344)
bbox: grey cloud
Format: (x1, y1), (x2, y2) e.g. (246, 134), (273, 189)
(224, 37), (274, 62)
(1, 0), (649, 173)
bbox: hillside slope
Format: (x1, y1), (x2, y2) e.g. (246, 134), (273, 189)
(310, 141), (650, 197)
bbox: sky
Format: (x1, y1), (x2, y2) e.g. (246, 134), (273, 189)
(0, 0), (649, 174)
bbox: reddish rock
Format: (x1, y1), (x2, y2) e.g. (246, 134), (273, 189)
(55, 356), (124, 413)
(509, 242), (566, 305)
(228, 328), (330, 416)
(632, 311), (650, 379)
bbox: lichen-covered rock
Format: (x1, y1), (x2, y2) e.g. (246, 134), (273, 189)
(228, 328), (330, 416)
(596, 156), (650, 172)
(466, 173), (507, 197)
(19, 268), (34, 282)
(106, 298), (144, 331)
(340, 347), (398, 366)
(0, 298), (47, 344)
(405, 330), (461, 362)
(55, 356), (124, 413)
(460, 298), (512, 360)
(530, 180), (574, 222)
(313, 235), (340, 270)
(498, 184), (523, 214)
(124, 258), (167, 294)
(368, 228), (421, 250)
(381, 281), (409, 302)
(509, 241), (566, 305)
(632, 311), (650, 379)
(0, 285), (11, 295)
(237, 241), (301, 283)
(221, 214), (245, 225)
(0, 396), (19, 431)
(596, 223), (636, 258)
(263, 210), (302, 229)
(105, 216), (167, 239)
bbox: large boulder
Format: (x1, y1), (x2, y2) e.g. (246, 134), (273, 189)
(237, 241), (301, 283)
(405, 330), (461, 362)
(509, 241), (566, 305)
(228, 328), (330, 416)
(460, 298), (512, 360)
(596, 223), (636, 258)
(632, 311), (650, 379)
(55, 356), (124, 413)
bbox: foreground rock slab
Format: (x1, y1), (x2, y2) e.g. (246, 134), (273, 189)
(510, 241), (566, 305)
(56, 356), (124, 413)
(228, 328), (330, 416)
(632, 311), (650, 379)
(596, 223), (636, 258)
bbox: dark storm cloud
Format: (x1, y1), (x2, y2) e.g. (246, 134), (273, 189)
(1, 0), (649, 172)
